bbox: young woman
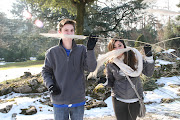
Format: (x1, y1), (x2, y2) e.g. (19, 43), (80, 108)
(93, 38), (154, 120)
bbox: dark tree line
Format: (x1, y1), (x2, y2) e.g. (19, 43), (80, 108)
(0, 0), (179, 62)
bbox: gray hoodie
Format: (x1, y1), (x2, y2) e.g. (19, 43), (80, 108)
(42, 40), (97, 105)
(106, 57), (154, 99)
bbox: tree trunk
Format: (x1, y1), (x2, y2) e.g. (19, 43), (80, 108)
(75, 2), (85, 44)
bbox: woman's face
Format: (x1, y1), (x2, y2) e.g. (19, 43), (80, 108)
(113, 41), (125, 50)
(113, 40), (125, 58)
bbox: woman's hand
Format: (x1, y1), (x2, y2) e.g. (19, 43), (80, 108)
(144, 44), (152, 57)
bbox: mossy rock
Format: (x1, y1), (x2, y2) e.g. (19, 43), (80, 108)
(0, 73), (46, 96)
(168, 84), (180, 88)
(20, 106), (37, 115)
(0, 85), (13, 96)
(141, 75), (158, 91)
(161, 98), (175, 103)
(158, 83), (165, 87)
(85, 99), (107, 110)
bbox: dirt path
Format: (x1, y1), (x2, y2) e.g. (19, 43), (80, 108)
(41, 112), (179, 120)
(84, 112), (179, 120)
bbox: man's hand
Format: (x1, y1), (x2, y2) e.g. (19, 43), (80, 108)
(87, 35), (98, 50)
(48, 85), (61, 95)
(144, 44), (152, 57)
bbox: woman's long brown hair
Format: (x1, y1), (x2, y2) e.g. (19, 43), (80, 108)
(108, 39), (137, 71)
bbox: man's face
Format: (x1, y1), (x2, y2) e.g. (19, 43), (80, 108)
(59, 24), (75, 41)
(59, 24), (74, 35)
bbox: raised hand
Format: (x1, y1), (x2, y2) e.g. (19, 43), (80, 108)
(144, 44), (152, 57)
(87, 35), (98, 50)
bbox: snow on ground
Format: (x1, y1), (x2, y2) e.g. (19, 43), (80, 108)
(162, 49), (176, 53)
(155, 59), (175, 66)
(0, 93), (54, 120)
(0, 59), (179, 120)
(84, 96), (114, 118)
(0, 76), (179, 120)
(144, 76), (180, 118)
(144, 76), (180, 103)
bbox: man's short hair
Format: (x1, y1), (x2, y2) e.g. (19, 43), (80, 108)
(57, 19), (76, 31)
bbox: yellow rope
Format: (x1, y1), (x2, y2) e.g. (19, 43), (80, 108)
(155, 45), (180, 59)
(95, 36), (179, 46)
(154, 37), (180, 45)
(95, 36), (179, 58)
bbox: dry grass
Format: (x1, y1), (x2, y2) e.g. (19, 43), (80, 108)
(0, 60), (43, 70)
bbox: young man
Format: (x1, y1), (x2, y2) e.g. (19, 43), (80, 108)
(42, 19), (98, 120)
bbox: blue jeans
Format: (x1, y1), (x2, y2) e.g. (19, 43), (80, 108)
(53, 105), (84, 120)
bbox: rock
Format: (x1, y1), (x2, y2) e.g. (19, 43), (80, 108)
(168, 84), (180, 88)
(0, 73), (47, 96)
(161, 98), (175, 103)
(85, 99), (107, 110)
(85, 77), (111, 101)
(0, 104), (13, 113)
(158, 83), (165, 87)
(13, 85), (32, 93)
(20, 106), (37, 115)
(0, 86), (13, 96)
(11, 113), (17, 120)
(39, 97), (53, 107)
(26, 106), (37, 115)
(37, 86), (47, 93)
(154, 50), (180, 78)
(20, 72), (32, 78)
(29, 78), (39, 86)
